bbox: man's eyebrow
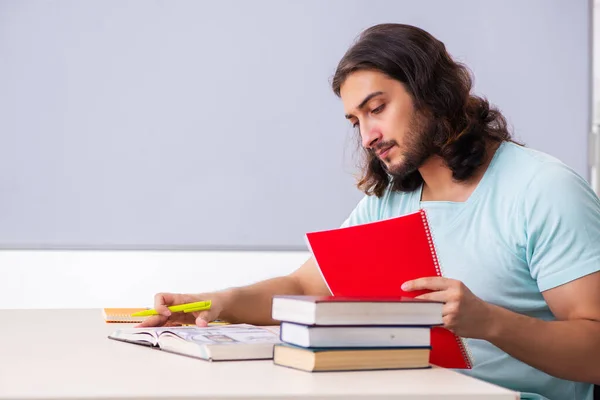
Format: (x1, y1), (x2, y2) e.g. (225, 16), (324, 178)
(345, 91), (385, 119)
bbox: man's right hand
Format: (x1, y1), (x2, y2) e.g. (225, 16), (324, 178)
(136, 292), (224, 328)
(136, 257), (330, 328)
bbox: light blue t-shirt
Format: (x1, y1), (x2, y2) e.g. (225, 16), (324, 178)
(341, 141), (600, 400)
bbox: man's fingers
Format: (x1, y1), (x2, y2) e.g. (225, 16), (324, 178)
(156, 304), (172, 317)
(140, 292), (208, 328)
(136, 310), (195, 328)
(136, 315), (168, 328)
(195, 310), (213, 327)
(415, 291), (447, 302)
(153, 293), (173, 317)
(402, 276), (451, 292)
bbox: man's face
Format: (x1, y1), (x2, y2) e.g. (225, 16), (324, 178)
(340, 70), (432, 179)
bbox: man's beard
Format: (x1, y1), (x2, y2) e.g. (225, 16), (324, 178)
(378, 111), (434, 180)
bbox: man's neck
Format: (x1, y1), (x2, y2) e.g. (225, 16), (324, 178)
(419, 141), (500, 202)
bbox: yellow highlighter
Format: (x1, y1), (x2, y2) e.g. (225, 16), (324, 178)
(130, 300), (211, 317)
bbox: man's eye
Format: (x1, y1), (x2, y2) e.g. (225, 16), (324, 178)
(371, 104), (385, 114)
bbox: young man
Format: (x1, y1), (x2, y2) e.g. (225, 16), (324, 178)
(140, 24), (600, 399)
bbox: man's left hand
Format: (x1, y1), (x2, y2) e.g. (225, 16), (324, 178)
(402, 277), (496, 339)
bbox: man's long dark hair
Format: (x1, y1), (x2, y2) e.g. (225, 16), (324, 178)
(332, 23), (513, 197)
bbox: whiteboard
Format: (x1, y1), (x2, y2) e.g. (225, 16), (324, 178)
(0, 0), (591, 249)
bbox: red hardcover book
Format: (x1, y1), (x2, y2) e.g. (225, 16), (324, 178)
(305, 209), (472, 369)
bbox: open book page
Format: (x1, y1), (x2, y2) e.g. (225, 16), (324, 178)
(108, 326), (176, 346)
(156, 324), (280, 346)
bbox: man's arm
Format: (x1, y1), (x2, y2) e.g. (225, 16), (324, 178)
(217, 257), (331, 325)
(484, 270), (600, 384)
(404, 271), (600, 384)
(139, 256), (331, 328)
(478, 161), (600, 383)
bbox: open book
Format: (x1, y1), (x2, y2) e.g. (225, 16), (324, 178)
(108, 324), (280, 361)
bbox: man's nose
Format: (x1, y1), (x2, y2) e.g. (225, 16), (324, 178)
(361, 127), (383, 149)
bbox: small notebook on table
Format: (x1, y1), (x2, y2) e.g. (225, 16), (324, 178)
(102, 307), (232, 325)
(102, 308), (149, 323)
(305, 209), (473, 369)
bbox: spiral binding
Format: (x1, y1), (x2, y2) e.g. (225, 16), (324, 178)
(419, 209), (474, 369)
(419, 209), (441, 276)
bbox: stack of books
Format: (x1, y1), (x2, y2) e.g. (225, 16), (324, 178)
(270, 295), (443, 372)
(271, 209), (473, 371)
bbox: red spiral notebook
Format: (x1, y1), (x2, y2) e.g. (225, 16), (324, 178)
(305, 209), (472, 369)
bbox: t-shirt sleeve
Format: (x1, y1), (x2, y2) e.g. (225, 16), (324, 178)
(524, 162), (600, 292)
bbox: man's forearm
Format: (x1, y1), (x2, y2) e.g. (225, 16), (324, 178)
(218, 276), (305, 325)
(484, 304), (600, 384)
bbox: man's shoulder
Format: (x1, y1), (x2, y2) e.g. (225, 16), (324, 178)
(498, 141), (566, 171)
(496, 142), (599, 214)
(494, 141), (585, 189)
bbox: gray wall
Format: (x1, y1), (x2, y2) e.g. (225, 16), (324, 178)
(0, 0), (591, 250)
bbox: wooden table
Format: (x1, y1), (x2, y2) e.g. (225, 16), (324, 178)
(0, 309), (519, 399)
